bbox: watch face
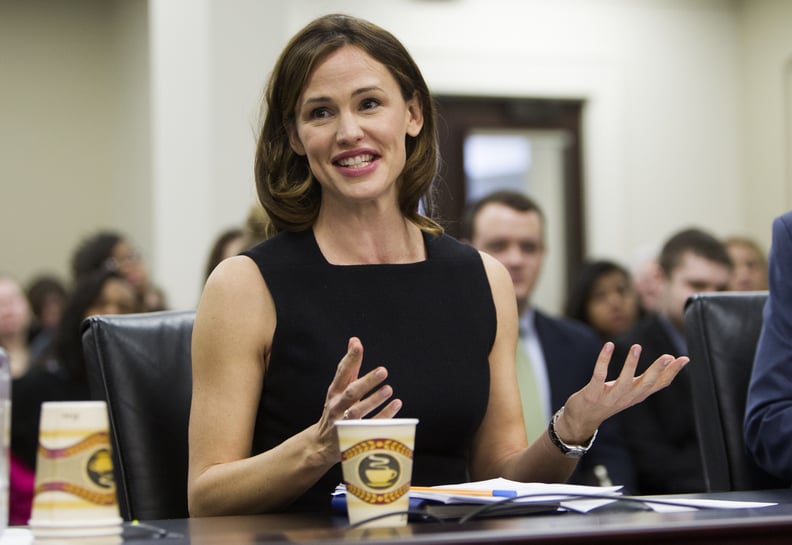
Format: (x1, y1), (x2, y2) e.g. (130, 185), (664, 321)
(563, 447), (587, 459)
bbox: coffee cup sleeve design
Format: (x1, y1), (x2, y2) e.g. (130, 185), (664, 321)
(341, 439), (413, 505)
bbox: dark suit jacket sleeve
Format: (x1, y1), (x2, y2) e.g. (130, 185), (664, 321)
(745, 211), (792, 483)
(536, 313), (638, 492)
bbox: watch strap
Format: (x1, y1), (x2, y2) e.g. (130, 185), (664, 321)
(547, 406), (598, 459)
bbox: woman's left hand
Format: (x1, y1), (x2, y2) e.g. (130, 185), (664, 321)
(556, 342), (688, 444)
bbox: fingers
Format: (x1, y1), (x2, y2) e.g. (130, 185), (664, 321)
(617, 344), (642, 381)
(327, 337), (399, 421)
(589, 342), (615, 384)
(373, 399), (403, 419)
(329, 337), (364, 395)
(343, 379), (393, 418)
(638, 354), (690, 395)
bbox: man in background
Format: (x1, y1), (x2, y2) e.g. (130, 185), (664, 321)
(463, 190), (636, 490)
(614, 227), (732, 494)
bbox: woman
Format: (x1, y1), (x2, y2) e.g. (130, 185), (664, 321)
(565, 260), (642, 341)
(0, 274), (33, 378)
(188, 14), (687, 517)
(724, 236), (768, 292)
(71, 230), (167, 312)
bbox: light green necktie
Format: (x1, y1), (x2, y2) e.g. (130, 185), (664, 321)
(515, 336), (547, 442)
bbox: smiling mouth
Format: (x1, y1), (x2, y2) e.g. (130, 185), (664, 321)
(335, 154), (375, 168)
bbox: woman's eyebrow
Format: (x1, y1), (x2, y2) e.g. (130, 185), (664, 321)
(301, 86), (384, 107)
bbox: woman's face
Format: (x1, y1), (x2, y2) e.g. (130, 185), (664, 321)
(111, 240), (147, 291)
(0, 277), (31, 338)
(288, 45), (423, 210)
(727, 242), (767, 291)
(586, 270), (639, 339)
(84, 278), (138, 318)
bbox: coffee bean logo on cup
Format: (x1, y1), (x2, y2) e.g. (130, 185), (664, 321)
(358, 453), (400, 489)
(86, 448), (115, 489)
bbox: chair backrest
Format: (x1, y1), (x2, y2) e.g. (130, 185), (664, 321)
(81, 310), (195, 520)
(684, 291), (786, 492)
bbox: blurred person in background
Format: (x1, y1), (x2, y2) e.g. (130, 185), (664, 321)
(630, 249), (662, 314)
(25, 274), (68, 359)
(565, 260), (642, 342)
(71, 230), (167, 312)
(204, 228), (245, 282)
(0, 274), (33, 378)
(239, 203), (271, 250)
(725, 236), (768, 291)
(613, 228), (732, 494)
(10, 268), (138, 525)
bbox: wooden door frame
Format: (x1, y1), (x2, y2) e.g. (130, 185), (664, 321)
(433, 96), (586, 294)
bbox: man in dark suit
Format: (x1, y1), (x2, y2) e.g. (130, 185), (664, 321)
(463, 190), (636, 490)
(745, 210), (792, 483)
(613, 228), (732, 494)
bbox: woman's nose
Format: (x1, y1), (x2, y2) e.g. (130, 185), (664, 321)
(336, 112), (364, 144)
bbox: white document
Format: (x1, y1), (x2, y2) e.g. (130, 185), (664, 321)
(636, 496), (778, 513)
(335, 478), (779, 515)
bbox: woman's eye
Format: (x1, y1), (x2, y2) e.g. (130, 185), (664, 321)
(360, 98), (380, 110)
(309, 107), (331, 120)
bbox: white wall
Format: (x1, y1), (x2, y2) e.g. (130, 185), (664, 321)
(1, 0), (117, 284)
(738, 0), (792, 238)
(148, 0), (288, 308)
(2, 0), (791, 311)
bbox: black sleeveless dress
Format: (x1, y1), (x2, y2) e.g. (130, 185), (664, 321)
(242, 229), (496, 512)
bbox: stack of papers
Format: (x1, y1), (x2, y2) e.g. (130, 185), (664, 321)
(333, 477), (778, 515)
(406, 478), (623, 513)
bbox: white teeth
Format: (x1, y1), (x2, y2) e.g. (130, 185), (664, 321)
(337, 154), (373, 167)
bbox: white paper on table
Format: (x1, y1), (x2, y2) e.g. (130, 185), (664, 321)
(407, 478), (624, 513)
(637, 497), (778, 513)
(335, 478), (778, 515)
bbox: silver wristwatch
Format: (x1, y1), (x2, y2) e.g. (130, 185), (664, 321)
(548, 406), (598, 459)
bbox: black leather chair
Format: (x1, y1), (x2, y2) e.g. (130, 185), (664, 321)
(81, 310), (195, 521)
(684, 291), (786, 492)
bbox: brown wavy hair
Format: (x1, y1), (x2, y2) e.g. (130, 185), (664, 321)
(254, 14), (442, 237)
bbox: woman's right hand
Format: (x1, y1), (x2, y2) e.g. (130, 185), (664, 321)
(314, 337), (403, 464)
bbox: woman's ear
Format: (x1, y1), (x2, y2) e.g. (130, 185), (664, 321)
(288, 123), (306, 156)
(405, 93), (424, 138)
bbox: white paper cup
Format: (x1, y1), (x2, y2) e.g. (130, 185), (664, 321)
(28, 401), (122, 538)
(335, 418), (418, 527)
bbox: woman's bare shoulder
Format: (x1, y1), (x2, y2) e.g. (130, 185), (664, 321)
(194, 255), (274, 359)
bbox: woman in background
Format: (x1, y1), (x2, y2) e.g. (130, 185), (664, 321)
(0, 274), (33, 378)
(25, 274), (68, 360)
(565, 260), (641, 341)
(204, 228), (245, 282)
(725, 236), (768, 292)
(71, 230), (167, 312)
